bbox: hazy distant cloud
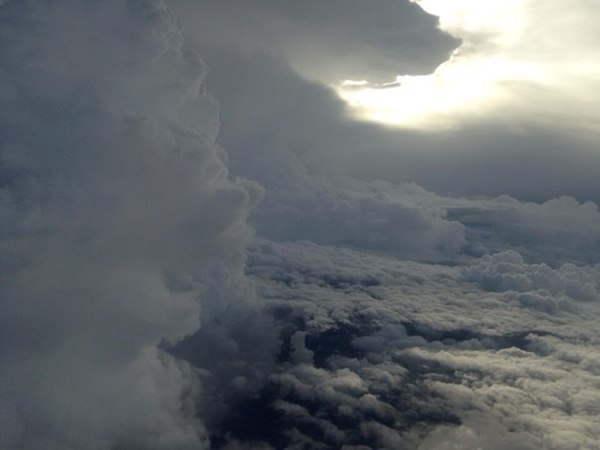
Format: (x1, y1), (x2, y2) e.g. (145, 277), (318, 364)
(462, 249), (600, 313)
(442, 195), (600, 264)
(308, 177), (600, 266)
(341, 125), (600, 203)
(246, 152), (466, 261)
(251, 163), (600, 266)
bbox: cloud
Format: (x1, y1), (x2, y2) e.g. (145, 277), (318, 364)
(340, 126), (600, 204)
(167, 44), (600, 263)
(171, 0), (459, 84)
(444, 195), (600, 264)
(315, 180), (600, 265)
(232, 238), (600, 449)
(246, 153), (466, 261)
(0, 1), (273, 447)
(463, 250), (600, 300)
(340, 0), (600, 133)
(3, 1), (600, 448)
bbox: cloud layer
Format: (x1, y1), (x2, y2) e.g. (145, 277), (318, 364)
(238, 239), (600, 449)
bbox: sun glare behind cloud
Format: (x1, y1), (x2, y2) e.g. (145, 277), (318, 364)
(336, 0), (600, 131)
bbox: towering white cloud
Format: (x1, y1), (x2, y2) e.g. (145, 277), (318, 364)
(240, 239), (600, 449)
(0, 1), (269, 448)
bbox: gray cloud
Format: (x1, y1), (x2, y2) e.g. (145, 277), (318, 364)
(440, 194), (600, 264)
(171, 0), (459, 84)
(235, 239), (600, 449)
(0, 1), (273, 448)
(179, 22), (600, 205)
(246, 153), (466, 261)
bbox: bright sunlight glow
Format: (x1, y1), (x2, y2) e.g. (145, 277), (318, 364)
(335, 0), (599, 131)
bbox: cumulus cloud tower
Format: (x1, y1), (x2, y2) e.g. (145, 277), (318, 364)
(0, 0), (264, 448)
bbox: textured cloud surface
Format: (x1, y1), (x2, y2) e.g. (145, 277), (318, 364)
(1, 1), (599, 449)
(240, 240), (600, 449)
(178, 6), (600, 204)
(0, 1), (271, 448)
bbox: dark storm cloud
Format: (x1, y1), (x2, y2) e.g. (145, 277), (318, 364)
(341, 126), (600, 204)
(346, 182), (600, 265)
(171, 0), (459, 84)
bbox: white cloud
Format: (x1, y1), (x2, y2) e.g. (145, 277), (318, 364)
(247, 154), (466, 261)
(239, 238), (600, 449)
(463, 250), (600, 311)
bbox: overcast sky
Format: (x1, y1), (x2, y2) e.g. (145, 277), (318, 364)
(1, 1), (599, 449)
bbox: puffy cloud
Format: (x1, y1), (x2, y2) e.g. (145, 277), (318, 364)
(463, 251), (564, 293)
(559, 263), (600, 302)
(340, 0), (600, 134)
(0, 1), (272, 448)
(312, 180), (600, 265)
(250, 173), (600, 266)
(247, 155), (466, 261)
(446, 195), (600, 264)
(463, 250), (600, 315)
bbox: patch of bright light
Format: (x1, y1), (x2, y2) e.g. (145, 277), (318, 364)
(339, 56), (545, 129)
(335, 0), (597, 130)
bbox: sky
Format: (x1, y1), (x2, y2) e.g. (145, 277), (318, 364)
(0, 1), (599, 449)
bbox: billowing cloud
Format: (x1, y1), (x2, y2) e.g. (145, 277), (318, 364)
(463, 250), (597, 298)
(233, 239), (600, 449)
(246, 154), (466, 261)
(173, 13), (600, 204)
(0, 1), (273, 448)
(171, 0), (459, 84)
(463, 249), (600, 313)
